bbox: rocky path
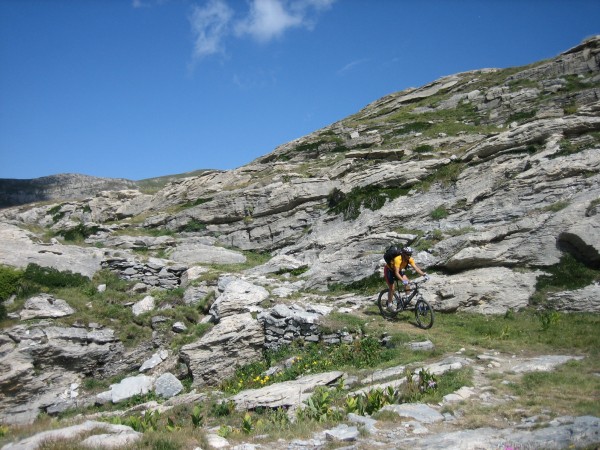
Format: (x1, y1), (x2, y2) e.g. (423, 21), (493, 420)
(196, 351), (599, 450)
(2, 349), (599, 450)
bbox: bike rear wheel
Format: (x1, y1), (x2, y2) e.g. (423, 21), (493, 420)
(414, 298), (434, 329)
(377, 289), (400, 319)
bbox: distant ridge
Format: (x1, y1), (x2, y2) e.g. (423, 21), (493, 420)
(0, 173), (137, 208)
(0, 170), (220, 208)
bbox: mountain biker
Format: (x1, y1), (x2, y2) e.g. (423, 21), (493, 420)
(384, 246), (429, 310)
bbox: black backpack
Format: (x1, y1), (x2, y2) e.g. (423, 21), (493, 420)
(384, 246), (401, 265)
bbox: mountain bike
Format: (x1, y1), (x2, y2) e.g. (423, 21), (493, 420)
(377, 277), (435, 329)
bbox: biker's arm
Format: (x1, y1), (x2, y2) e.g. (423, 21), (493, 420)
(411, 262), (428, 279)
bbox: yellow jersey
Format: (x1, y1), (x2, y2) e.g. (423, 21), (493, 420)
(388, 254), (414, 271)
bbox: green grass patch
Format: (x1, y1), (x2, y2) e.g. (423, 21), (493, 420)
(328, 272), (383, 296)
(532, 253), (600, 306)
(506, 359), (600, 416)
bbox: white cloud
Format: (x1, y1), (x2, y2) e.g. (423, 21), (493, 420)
(189, 0), (336, 62)
(235, 0), (303, 42)
(189, 0), (234, 59)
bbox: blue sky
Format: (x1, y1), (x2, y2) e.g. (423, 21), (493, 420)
(1, 0), (599, 181)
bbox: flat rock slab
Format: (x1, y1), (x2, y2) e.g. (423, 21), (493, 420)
(381, 403), (445, 424)
(393, 415), (600, 450)
(510, 355), (584, 373)
(19, 294), (75, 320)
(231, 371), (345, 411)
(0, 420), (141, 450)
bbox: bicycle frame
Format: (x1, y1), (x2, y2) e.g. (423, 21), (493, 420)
(393, 279), (421, 309)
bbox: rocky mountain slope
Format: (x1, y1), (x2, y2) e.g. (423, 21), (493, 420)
(0, 36), (599, 449)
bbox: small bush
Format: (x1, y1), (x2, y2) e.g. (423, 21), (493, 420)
(506, 110), (537, 124)
(0, 265), (22, 301)
(413, 144), (434, 153)
(430, 206), (449, 220)
(57, 224), (100, 242)
(396, 121), (432, 135)
(23, 263), (90, 290)
(181, 219), (206, 232)
(328, 186), (410, 221)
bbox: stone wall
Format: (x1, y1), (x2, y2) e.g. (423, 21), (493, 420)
(258, 303), (353, 350)
(101, 257), (187, 290)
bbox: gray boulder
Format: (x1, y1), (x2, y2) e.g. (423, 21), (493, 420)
(96, 375), (155, 404)
(19, 294), (75, 320)
(154, 372), (183, 399)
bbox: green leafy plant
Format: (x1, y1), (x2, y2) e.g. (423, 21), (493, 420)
(401, 368), (438, 402)
(297, 386), (343, 422)
(210, 400), (235, 417)
(241, 412), (254, 434)
(191, 404), (204, 428)
(536, 310), (561, 331)
(166, 417), (181, 432)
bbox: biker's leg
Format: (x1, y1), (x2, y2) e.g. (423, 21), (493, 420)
(384, 267), (395, 307)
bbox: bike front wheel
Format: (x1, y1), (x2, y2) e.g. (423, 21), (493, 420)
(377, 289), (400, 319)
(414, 298), (434, 329)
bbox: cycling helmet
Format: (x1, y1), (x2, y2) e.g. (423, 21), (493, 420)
(401, 246), (413, 255)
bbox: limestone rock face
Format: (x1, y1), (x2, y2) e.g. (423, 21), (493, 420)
(180, 313), (265, 387)
(0, 323), (124, 425)
(423, 268), (539, 314)
(0, 222), (103, 278)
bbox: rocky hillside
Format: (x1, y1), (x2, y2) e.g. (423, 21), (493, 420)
(1, 36), (598, 308)
(0, 36), (599, 449)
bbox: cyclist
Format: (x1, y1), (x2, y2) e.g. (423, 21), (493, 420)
(384, 246), (429, 310)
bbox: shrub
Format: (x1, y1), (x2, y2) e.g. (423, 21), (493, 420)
(506, 110), (537, 124)
(395, 121), (432, 135)
(413, 144), (434, 153)
(0, 265), (22, 301)
(328, 185), (410, 221)
(0, 266), (22, 320)
(430, 206), (449, 220)
(23, 263), (90, 289)
(57, 224), (100, 242)
(181, 219), (206, 232)
(328, 272), (382, 295)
